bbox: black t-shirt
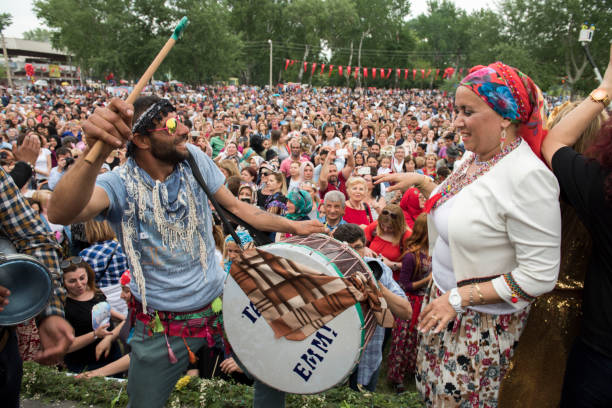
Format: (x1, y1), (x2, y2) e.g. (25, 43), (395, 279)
(64, 292), (114, 366)
(552, 146), (612, 357)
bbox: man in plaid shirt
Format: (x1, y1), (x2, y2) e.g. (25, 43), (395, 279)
(0, 168), (74, 407)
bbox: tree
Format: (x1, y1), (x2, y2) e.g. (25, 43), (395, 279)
(23, 28), (52, 42)
(499, 0), (612, 95)
(0, 12), (13, 87)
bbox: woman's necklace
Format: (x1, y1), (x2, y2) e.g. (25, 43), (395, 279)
(424, 137), (522, 213)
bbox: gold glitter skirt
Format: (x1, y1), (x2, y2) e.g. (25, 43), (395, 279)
(498, 204), (589, 407)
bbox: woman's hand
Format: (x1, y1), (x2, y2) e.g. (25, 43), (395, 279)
(374, 172), (423, 193)
(93, 324), (112, 339)
(418, 291), (457, 333)
(76, 369), (100, 379)
(95, 335), (113, 360)
(219, 357), (243, 375)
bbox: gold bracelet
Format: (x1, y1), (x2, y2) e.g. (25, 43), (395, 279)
(475, 283), (485, 305)
(468, 284), (475, 306)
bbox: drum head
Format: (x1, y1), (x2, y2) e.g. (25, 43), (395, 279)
(0, 256), (52, 325)
(224, 242), (366, 394)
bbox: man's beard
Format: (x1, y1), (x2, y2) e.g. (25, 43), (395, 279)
(328, 175), (338, 184)
(150, 134), (189, 165)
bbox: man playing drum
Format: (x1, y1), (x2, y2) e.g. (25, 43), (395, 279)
(48, 96), (325, 408)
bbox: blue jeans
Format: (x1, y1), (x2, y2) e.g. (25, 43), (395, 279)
(349, 365), (380, 392)
(560, 338), (612, 407)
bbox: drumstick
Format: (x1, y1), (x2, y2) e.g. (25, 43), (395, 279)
(84, 16), (190, 164)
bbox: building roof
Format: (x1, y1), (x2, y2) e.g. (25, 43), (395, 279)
(4, 37), (73, 58)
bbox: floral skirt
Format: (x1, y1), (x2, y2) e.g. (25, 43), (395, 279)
(387, 293), (424, 384)
(415, 286), (530, 408)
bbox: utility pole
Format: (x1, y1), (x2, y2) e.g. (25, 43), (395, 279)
(268, 39), (273, 89)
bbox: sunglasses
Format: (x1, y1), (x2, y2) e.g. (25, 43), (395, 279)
(261, 171), (271, 176)
(60, 256), (83, 269)
(149, 117), (182, 134)
(381, 210), (400, 219)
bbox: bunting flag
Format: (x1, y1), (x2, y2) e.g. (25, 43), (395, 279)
(311, 62), (317, 75)
(283, 60), (462, 84)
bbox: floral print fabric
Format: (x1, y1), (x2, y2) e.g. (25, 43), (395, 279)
(416, 286), (530, 407)
(460, 62), (547, 160)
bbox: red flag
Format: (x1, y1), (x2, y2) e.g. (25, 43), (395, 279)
(328, 65), (334, 76)
(396, 69), (401, 79)
(290, 60), (295, 66)
(363, 68), (368, 78)
(285, 59), (290, 71)
(311, 62), (317, 75)
(320, 64), (326, 74)
(459, 67), (464, 76)
(25, 63), (35, 77)
(386, 68), (392, 79)
(426, 69), (432, 78)
(304, 62), (308, 72)
(347, 66), (352, 76)
(404, 69), (408, 80)
(338, 66), (343, 76)
(354, 67), (359, 79)
(372, 68), (377, 79)
(421, 69), (425, 79)
(413, 69), (416, 80)
(435, 69), (440, 80)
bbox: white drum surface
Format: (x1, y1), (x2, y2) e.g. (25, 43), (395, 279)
(223, 243), (365, 394)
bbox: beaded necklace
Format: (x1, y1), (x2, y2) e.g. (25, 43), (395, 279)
(423, 137), (522, 213)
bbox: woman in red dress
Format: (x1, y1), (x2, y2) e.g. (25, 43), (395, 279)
(342, 176), (374, 228)
(364, 204), (412, 279)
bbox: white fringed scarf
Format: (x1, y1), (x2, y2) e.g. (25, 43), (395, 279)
(118, 158), (208, 311)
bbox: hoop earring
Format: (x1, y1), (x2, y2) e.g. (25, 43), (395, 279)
(500, 128), (507, 150)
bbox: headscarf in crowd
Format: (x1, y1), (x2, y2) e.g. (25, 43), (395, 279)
(400, 187), (423, 229)
(286, 189), (313, 221)
(224, 228), (254, 248)
(460, 62), (547, 159)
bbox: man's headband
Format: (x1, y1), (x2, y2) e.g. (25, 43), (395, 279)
(131, 99), (176, 135)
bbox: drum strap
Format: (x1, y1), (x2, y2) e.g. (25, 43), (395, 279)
(186, 152), (272, 247)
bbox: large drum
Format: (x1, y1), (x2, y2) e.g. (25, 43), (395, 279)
(223, 234), (377, 394)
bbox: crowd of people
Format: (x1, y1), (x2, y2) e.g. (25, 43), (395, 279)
(0, 44), (611, 408)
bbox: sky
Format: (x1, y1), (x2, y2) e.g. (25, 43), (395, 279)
(0, 0), (495, 38)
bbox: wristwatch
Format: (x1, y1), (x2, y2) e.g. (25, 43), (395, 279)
(589, 88), (610, 107)
(448, 288), (465, 314)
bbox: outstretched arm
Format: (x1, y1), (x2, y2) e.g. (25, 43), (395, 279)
(214, 185), (326, 236)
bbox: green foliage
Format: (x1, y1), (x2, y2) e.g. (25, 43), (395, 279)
(21, 361), (424, 407)
(22, 28), (53, 42)
(0, 12), (12, 33)
(31, 0), (609, 92)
